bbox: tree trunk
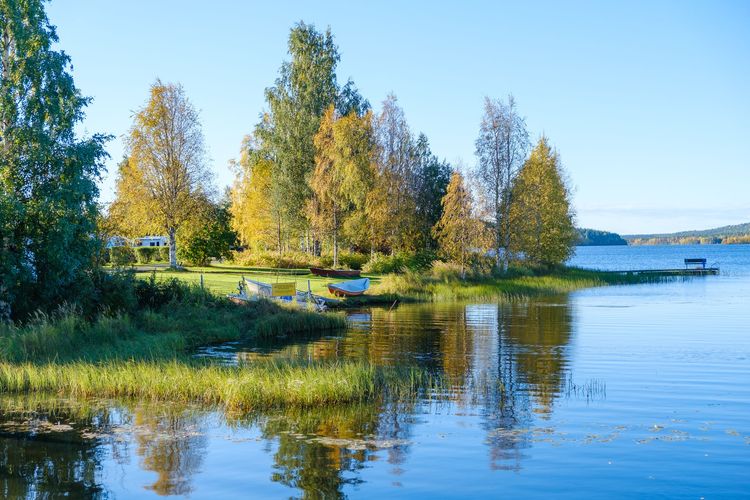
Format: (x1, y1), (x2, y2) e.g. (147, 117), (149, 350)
(277, 219), (282, 257)
(333, 208), (339, 268)
(168, 228), (177, 268)
(495, 207), (502, 269)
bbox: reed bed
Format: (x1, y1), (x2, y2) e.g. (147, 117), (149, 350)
(0, 361), (433, 410)
(370, 267), (670, 302)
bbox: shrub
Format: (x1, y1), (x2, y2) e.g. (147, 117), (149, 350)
(231, 250), (320, 269)
(337, 251), (369, 270)
(110, 247), (135, 266)
(89, 271), (138, 315)
(363, 250), (437, 274)
(158, 247), (170, 262)
(316, 250), (368, 270)
(135, 247), (159, 264)
(430, 261), (465, 281)
(363, 253), (405, 274)
(134, 274), (191, 309)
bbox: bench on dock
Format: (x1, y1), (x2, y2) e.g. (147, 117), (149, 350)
(684, 258), (707, 269)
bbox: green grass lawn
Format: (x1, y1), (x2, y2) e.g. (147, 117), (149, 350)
(126, 262), (668, 304)
(132, 263), (380, 297)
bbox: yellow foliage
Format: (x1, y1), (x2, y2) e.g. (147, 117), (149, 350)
(230, 137), (279, 250)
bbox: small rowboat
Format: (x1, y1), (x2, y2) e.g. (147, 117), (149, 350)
(228, 278), (330, 312)
(310, 267), (361, 278)
(327, 278), (370, 297)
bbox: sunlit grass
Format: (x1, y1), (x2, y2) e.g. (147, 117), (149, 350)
(129, 264), (381, 297)
(371, 266), (672, 301)
(0, 360), (432, 410)
(128, 263), (664, 306)
(0, 281), (433, 409)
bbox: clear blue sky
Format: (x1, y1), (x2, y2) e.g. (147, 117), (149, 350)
(47, 0), (749, 234)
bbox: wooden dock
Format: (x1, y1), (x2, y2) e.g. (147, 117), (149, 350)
(604, 268), (719, 276)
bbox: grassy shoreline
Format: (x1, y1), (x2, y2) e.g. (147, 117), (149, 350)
(128, 264), (672, 307)
(0, 265), (669, 410)
(0, 360), (430, 411)
(0, 280), (428, 410)
(367, 266), (672, 303)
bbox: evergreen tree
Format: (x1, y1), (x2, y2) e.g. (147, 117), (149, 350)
(413, 134), (451, 250)
(0, 0), (109, 320)
(509, 136), (576, 267)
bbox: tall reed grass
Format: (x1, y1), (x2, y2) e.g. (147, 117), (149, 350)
(370, 266), (670, 302)
(0, 361), (433, 410)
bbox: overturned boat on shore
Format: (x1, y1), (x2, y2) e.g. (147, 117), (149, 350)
(327, 278), (370, 297)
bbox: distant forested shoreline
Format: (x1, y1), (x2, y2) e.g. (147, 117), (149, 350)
(625, 222), (750, 245)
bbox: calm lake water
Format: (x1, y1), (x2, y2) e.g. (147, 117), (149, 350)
(2, 245), (749, 498)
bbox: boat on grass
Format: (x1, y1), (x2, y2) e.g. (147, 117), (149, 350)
(228, 278), (335, 312)
(310, 267), (361, 278)
(327, 278), (370, 297)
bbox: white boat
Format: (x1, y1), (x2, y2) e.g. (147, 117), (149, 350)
(327, 278), (370, 297)
(228, 278), (330, 312)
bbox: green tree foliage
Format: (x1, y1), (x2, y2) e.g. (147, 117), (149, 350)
(256, 22), (341, 246)
(309, 106), (376, 266)
(576, 228), (627, 246)
(412, 134), (451, 250)
(236, 22), (369, 256)
(0, 0), (109, 320)
(178, 199), (237, 266)
(509, 137), (576, 267)
(433, 172), (484, 277)
(111, 80), (213, 268)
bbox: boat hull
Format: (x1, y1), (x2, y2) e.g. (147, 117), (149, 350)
(310, 267), (361, 278)
(327, 278), (370, 297)
(327, 285), (365, 297)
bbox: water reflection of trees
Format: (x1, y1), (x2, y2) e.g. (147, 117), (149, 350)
(0, 396), (119, 498)
(132, 406), (209, 496)
(0, 297), (576, 497)
(0, 397), (212, 498)
(477, 296), (574, 470)
(234, 398), (415, 499)
(234, 298), (575, 475)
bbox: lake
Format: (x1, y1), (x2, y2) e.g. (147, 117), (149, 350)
(2, 245), (749, 498)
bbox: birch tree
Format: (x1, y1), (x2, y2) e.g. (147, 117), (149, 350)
(310, 105), (375, 266)
(369, 94), (418, 253)
(475, 95), (530, 270)
(433, 171), (483, 278)
(229, 134), (284, 252)
(122, 80), (212, 268)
